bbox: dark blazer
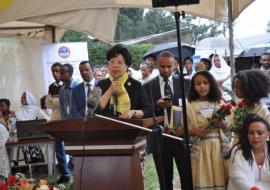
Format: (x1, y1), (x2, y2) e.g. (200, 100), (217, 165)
(143, 75), (192, 190)
(143, 75), (189, 118)
(71, 80), (98, 118)
(95, 76), (152, 118)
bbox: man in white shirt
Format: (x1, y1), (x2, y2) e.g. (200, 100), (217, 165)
(139, 62), (152, 84)
(260, 52), (270, 71)
(143, 51), (191, 190)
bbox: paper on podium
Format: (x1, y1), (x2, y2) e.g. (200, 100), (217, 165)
(170, 106), (183, 129)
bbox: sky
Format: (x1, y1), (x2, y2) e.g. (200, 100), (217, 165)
(233, 0), (270, 38)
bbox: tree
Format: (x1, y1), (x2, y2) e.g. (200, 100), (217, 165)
(60, 30), (153, 68)
(181, 15), (223, 45)
(115, 8), (223, 44)
(267, 20), (270, 33)
(115, 9), (175, 41)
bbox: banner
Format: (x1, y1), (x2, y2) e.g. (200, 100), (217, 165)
(42, 42), (89, 87)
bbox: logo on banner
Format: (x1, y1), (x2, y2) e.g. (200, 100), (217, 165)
(58, 46), (71, 59)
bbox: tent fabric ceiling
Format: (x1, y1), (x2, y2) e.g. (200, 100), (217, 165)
(0, 0), (254, 43)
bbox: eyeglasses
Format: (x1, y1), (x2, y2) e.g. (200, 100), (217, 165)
(108, 60), (125, 65)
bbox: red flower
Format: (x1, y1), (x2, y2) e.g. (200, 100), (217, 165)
(238, 99), (248, 108)
(19, 178), (29, 185)
(7, 176), (16, 186)
(0, 182), (8, 190)
(164, 126), (169, 134)
(250, 186), (260, 190)
(231, 101), (237, 107)
(225, 104), (232, 111)
(226, 110), (231, 115)
(49, 185), (55, 190)
(221, 105), (226, 110)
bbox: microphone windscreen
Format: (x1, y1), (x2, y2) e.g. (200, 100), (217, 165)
(87, 87), (102, 109)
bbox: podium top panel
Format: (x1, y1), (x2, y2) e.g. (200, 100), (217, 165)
(42, 116), (163, 146)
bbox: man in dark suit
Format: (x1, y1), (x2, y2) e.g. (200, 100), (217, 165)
(143, 51), (191, 190)
(71, 61), (97, 118)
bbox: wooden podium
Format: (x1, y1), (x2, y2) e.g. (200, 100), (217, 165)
(43, 116), (162, 190)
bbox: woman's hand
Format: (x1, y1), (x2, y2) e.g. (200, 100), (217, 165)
(120, 110), (144, 119)
(212, 118), (227, 132)
(174, 127), (184, 137)
(109, 80), (120, 95)
(120, 110), (135, 119)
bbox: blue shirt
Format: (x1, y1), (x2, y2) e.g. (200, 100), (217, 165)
(59, 79), (78, 120)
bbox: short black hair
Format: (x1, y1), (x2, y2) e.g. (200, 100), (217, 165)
(106, 44), (132, 67)
(51, 62), (61, 69)
(233, 70), (270, 105)
(261, 52), (270, 58)
(183, 57), (193, 64)
(79, 61), (93, 70)
(200, 58), (212, 70)
(0, 98), (10, 106)
(144, 54), (156, 61)
(188, 70), (221, 102)
(62, 63), (74, 76)
(158, 51), (174, 61)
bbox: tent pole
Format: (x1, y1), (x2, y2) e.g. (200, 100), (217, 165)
(228, 0), (235, 99)
(174, 11), (194, 190)
(51, 25), (56, 43)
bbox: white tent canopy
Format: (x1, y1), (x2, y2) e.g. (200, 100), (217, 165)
(0, 0), (255, 109)
(0, 0), (254, 43)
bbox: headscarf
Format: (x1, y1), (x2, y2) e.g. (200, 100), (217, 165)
(16, 91), (40, 121)
(209, 54), (231, 81)
(209, 55), (232, 100)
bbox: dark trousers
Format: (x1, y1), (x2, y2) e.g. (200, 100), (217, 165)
(152, 137), (191, 190)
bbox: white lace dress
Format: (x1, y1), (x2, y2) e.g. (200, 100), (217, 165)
(0, 123), (10, 178)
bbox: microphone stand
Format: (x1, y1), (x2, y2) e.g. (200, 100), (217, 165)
(148, 85), (167, 190)
(174, 10), (193, 189)
(93, 114), (182, 141)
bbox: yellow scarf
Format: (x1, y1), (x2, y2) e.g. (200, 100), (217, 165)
(109, 73), (131, 114)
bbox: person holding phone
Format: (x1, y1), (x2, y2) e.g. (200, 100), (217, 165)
(143, 51), (191, 190)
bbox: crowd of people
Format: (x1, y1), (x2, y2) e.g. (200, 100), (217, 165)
(0, 43), (270, 190)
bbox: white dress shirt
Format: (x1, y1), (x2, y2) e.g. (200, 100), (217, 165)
(159, 75), (174, 126)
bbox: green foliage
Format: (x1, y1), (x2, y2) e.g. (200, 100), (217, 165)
(115, 9), (223, 44)
(88, 42), (109, 65)
(115, 9), (175, 41)
(61, 30), (89, 42)
(60, 30), (153, 68)
(181, 15), (223, 44)
(127, 44), (155, 69)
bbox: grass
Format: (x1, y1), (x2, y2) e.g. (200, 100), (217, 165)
(12, 154), (180, 190)
(144, 154), (181, 190)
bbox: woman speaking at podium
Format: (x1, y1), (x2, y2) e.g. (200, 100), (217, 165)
(96, 44), (151, 119)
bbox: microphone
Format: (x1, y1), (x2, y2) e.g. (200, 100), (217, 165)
(86, 87), (102, 117)
(113, 76), (119, 98)
(112, 77), (119, 116)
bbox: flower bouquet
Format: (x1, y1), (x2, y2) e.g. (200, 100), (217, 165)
(207, 104), (232, 130)
(230, 99), (249, 134)
(0, 173), (66, 190)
